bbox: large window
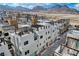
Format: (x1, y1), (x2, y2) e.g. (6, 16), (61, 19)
(0, 31), (2, 36)
(24, 41), (28, 45)
(0, 52), (4, 56)
(25, 50), (29, 55)
(4, 32), (9, 36)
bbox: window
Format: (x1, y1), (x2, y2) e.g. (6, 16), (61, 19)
(35, 51), (37, 55)
(46, 42), (48, 46)
(37, 28), (39, 31)
(53, 30), (54, 32)
(43, 46), (45, 50)
(37, 44), (38, 47)
(40, 43), (41, 46)
(51, 40), (52, 42)
(4, 32), (9, 36)
(25, 52), (27, 55)
(27, 50), (29, 53)
(48, 36), (51, 39)
(46, 32), (47, 35)
(34, 37), (37, 41)
(0, 38), (3, 43)
(41, 27), (42, 29)
(0, 52), (4, 56)
(0, 44), (1, 46)
(8, 37), (11, 40)
(48, 31), (50, 34)
(24, 41), (28, 45)
(44, 26), (45, 29)
(44, 41), (45, 43)
(46, 26), (47, 29)
(8, 44), (12, 49)
(48, 26), (50, 28)
(25, 50), (29, 55)
(40, 35), (43, 39)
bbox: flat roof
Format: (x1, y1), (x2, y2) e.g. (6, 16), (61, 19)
(18, 24), (30, 28)
(69, 30), (79, 36)
(67, 30), (79, 39)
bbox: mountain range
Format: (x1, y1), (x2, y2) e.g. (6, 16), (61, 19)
(0, 4), (79, 14)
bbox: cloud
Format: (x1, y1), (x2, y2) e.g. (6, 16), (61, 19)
(0, 3), (49, 9)
(0, 3), (77, 9)
(75, 4), (79, 11)
(17, 3), (49, 8)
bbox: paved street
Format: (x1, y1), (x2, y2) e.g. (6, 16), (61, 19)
(41, 32), (67, 56)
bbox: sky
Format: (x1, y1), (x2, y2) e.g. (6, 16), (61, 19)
(0, 3), (79, 10)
